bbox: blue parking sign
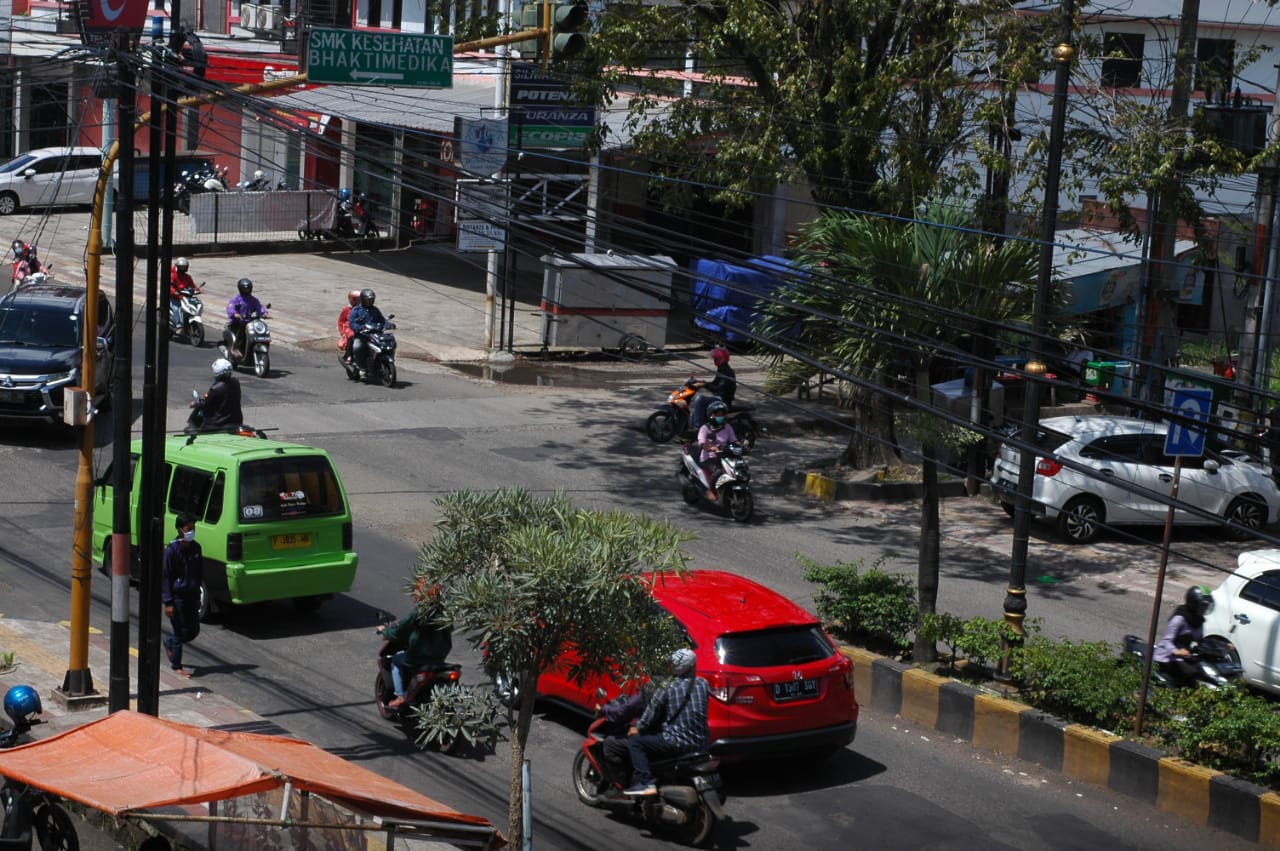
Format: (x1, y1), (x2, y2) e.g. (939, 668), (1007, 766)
(1164, 388), (1213, 457)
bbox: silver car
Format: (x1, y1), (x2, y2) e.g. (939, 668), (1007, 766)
(992, 415), (1280, 544)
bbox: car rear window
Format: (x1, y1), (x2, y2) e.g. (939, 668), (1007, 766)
(714, 625), (835, 668)
(237, 455), (346, 522)
(1024, 425), (1073, 454)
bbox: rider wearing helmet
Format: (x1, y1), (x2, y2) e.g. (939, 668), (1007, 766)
(195, 357), (243, 432)
(691, 344), (737, 429)
(169, 257), (199, 331)
(1153, 585), (1211, 685)
(3, 684), (42, 728)
(337, 288), (363, 362)
(225, 277), (265, 360)
(347, 288), (386, 378)
(696, 400), (738, 502)
(624, 648), (710, 797)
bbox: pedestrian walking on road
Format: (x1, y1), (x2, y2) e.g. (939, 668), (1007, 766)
(162, 512), (204, 677)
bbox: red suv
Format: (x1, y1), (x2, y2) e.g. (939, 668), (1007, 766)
(535, 570), (858, 760)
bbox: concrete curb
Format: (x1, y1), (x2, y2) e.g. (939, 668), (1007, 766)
(840, 646), (1280, 847)
(779, 468), (970, 502)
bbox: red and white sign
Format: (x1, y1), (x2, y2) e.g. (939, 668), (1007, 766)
(81, 0), (152, 34)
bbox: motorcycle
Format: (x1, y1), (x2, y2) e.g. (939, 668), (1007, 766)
(0, 687), (80, 851)
(219, 304), (272, 378)
(174, 164), (228, 214)
(169, 285), (206, 347)
(573, 691), (726, 847)
(646, 376), (759, 448)
(184, 390), (267, 438)
(373, 632), (464, 749)
(677, 440), (754, 522)
(236, 170), (271, 192)
(1122, 633), (1244, 689)
(341, 315), (397, 387)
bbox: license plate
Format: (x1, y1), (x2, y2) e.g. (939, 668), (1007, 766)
(271, 533), (312, 550)
(773, 678), (819, 702)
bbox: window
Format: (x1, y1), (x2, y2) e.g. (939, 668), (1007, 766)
(1195, 38), (1235, 97)
(714, 626), (834, 668)
(237, 456), (346, 522)
(168, 465), (221, 520)
(1102, 32), (1144, 88)
(1079, 434), (1145, 463)
(1241, 570), (1280, 612)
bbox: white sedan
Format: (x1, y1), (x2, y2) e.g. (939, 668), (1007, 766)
(1203, 549), (1280, 696)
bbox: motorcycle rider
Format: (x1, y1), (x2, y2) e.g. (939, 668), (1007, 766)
(690, 345), (736, 429)
(193, 358), (243, 431)
(1153, 585), (1210, 686)
(10, 241), (46, 285)
(597, 685), (654, 793)
(624, 648), (710, 797)
(375, 583), (453, 710)
(348, 288), (386, 379)
(169, 257), (199, 332)
(337, 288), (362, 363)
(225, 277), (266, 360)
(697, 400), (737, 502)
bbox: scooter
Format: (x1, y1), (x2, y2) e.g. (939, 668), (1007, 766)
(646, 376), (759, 448)
(170, 285), (206, 347)
(219, 304), (272, 378)
(572, 693), (726, 847)
(0, 687), (80, 851)
(1122, 634), (1244, 688)
(341, 315), (397, 387)
(373, 632), (463, 748)
(677, 441), (754, 522)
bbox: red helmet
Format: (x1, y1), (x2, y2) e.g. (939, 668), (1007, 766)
(348, 289), (362, 306)
(711, 346), (730, 367)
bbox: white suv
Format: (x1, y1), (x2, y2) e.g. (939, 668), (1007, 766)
(992, 415), (1280, 544)
(0, 147), (102, 215)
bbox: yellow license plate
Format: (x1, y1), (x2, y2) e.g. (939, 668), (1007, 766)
(272, 533), (312, 550)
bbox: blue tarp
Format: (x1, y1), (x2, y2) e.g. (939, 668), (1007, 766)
(690, 255), (802, 342)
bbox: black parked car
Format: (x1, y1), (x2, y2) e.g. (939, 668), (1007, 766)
(0, 281), (113, 425)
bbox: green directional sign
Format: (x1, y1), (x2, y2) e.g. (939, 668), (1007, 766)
(306, 27), (454, 88)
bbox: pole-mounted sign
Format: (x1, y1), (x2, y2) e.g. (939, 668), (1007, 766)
(78, 0), (153, 44)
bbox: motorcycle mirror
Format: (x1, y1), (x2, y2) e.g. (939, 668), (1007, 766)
(191, 389), (200, 400)
(265, 302), (272, 309)
(595, 687), (608, 700)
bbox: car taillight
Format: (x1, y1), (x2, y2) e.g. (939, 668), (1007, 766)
(708, 671), (762, 704)
(342, 522), (353, 550)
(832, 656), (853, 690)
(1035, 458), (1062, 476)
(226, 533), (242, 561)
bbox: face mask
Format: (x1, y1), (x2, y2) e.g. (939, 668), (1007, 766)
(712, 416), (726, 426)
(181, 529), (196, 542)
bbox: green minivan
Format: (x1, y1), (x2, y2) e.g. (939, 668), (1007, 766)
(92, 433), (358, 619)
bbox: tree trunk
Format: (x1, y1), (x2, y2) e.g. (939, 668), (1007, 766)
(507, 668), (539, 848)
(915, 448), (941, 664)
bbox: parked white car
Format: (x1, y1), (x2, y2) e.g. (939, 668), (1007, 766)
(0, 147), (102, 215)
(1203, 549), (1280, 696)
(992, 415), (1280, 544)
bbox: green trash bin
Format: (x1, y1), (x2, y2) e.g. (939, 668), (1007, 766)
(1084, 360), (1116, 388)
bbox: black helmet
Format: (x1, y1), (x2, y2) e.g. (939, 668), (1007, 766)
(237, 277), (254, 296)
(707, 400), (728, 427)
(1185, 585), (1210, 617)
(360, 288), (376, 305)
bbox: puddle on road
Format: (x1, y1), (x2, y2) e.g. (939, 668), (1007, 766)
(446, 362), (638, 389)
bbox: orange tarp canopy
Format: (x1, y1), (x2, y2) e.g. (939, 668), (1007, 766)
(0, 711), (498, 837)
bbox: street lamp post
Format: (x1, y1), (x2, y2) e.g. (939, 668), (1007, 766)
(1003, 0), (1075, 663)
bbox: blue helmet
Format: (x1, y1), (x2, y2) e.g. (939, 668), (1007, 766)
(3, 684), (41, 725)
(338, 188), (352, 201)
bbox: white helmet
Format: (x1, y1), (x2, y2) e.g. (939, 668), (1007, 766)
(253, 169), (264, 180)
(212, 358), (233, 378)
(175, 257), (188, 271)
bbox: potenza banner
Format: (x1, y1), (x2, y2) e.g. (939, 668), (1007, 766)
(79, 0), (152, 43)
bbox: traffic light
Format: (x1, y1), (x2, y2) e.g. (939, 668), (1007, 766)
(550, 0), (589, 61)
(516, 2), (542, 56)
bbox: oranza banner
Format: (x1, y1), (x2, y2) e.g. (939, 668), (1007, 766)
(508, 62), (595, 150)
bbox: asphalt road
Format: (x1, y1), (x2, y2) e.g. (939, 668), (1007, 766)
(0, 322), (1262, 849)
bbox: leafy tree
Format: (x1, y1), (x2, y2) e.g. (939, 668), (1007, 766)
(410, 488), (691, 847)
(761, 199), (1039, 661)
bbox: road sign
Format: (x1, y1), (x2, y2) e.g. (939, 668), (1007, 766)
(455, 118), (509, 177)
(1164, 388), (1213, 457)
(306, 28), (453, 87)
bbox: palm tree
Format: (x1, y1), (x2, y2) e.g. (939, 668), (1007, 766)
(761, 199), (1040, 662)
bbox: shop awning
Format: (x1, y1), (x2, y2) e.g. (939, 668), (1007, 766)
(1055, 228), (1199, 314)
(0, 711), (502, 845)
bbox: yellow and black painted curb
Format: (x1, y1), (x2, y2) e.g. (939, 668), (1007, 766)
(842, 646), (1280, 848)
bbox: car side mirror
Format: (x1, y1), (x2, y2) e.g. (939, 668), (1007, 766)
(21, 168), (35, 179)
(1203, 458), (1220, 474)
(95, 337), (109, 356)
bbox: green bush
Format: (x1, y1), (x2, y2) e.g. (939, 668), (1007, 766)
(920, 613), (1023, 675)
(801, 554), (916, 652)
(1166, 683), (1280, 787)
(1012, 635), (1140, 730)
(410, 684), (507, 754)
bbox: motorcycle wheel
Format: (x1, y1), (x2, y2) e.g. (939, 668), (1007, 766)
(727, 489), (754, 523)
(374, 670), (396, 720)
(35, 800), (80, 851)
(735, 418), (757, 449)
(188, 323), (205, 348)
(378, 360), (396, 388)
(572, 750), (608, 807)
(646, 410), (677, 443)
(253, 349), (270, 378)
(493, 670), (521, 710)
(674, 800), (715, 847)
(682, 483), (701, 505)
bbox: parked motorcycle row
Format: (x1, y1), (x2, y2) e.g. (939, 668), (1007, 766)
(298, 188), (379, 242)
(173, 163), (229, 215)
(647, 372), (760, 523)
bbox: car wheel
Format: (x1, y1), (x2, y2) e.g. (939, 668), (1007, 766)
(1000, 501), (1015, 517)
(292, 595), (324, 614)
(1056, 495), (1104, 544)
(1225, 495), (1267, 540)
(197, 581), (218, 623)
(0, 192), (18, 216)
